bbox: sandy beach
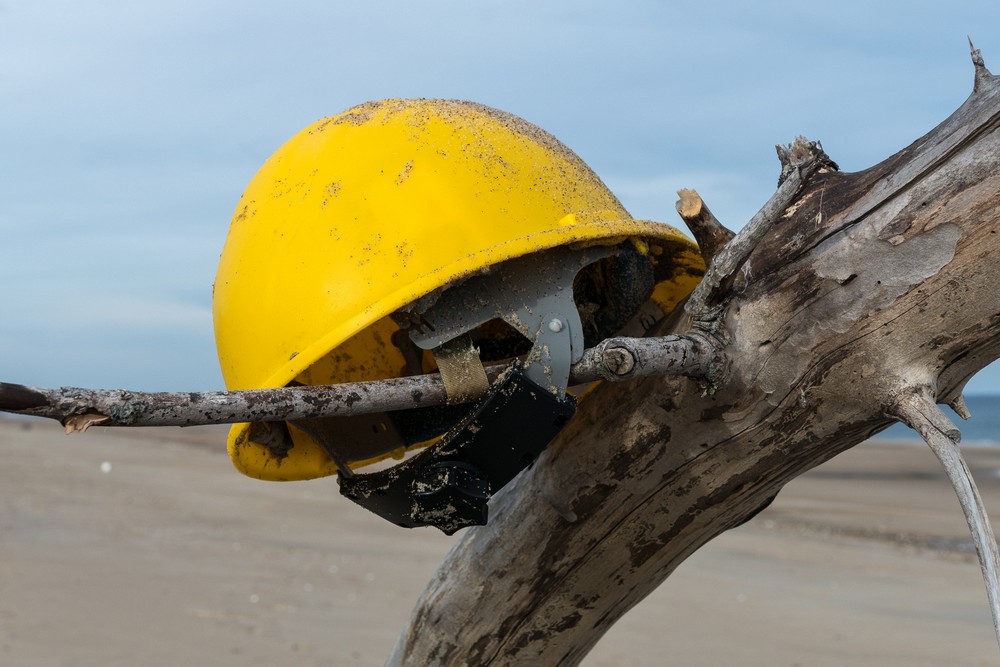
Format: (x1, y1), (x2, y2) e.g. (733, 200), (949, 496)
(2, 416), (999, 666)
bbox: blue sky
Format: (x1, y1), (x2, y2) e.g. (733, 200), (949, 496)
(2, 1), (1000, 393)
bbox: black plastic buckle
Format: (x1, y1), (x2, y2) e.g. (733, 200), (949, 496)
(337, 364), (576, 534)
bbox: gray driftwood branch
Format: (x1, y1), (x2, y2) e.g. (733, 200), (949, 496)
(387, 48), (1000, 665)
(0, 335), (713, 431)
(890, 388), (1000, 647)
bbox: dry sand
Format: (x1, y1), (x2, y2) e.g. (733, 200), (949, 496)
(2, 416), (999, 666)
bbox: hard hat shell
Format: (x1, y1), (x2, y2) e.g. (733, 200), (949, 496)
(213, 99), (704, 481)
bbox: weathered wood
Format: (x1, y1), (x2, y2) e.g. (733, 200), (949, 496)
(387, 58), (1000, 665)
(0, 335), (713, 429)
(674, 189), (734, 263)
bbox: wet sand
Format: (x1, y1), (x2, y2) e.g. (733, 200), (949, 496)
(1, 416), (999, 666)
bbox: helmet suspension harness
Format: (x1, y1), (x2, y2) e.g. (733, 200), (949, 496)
(337, 245), (618, 534)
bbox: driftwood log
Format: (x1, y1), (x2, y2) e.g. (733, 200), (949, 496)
(384, 50), (1000, 665)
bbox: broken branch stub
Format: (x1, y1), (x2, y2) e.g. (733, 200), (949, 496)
(674, 188), (734, 263)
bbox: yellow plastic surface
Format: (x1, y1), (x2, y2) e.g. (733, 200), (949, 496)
(213, 99), (704, 481)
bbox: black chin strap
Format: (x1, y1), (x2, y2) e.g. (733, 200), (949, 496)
(337, 364), (576, 535)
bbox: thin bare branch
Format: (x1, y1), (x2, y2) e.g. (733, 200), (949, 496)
(685, 137), (835, 318)
(891, 389), (1000, 653)
(0, 334), (715, 429)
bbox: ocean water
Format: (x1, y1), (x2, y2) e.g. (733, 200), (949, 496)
(873, 394), (1000, 445)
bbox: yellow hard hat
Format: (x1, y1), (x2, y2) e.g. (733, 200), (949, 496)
(213, 99), (703, 496)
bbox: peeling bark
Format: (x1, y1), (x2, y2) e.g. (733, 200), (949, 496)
(387, 60), (1000, 665)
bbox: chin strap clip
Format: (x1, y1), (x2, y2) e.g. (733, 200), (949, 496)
(337, 364), (575, 534)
